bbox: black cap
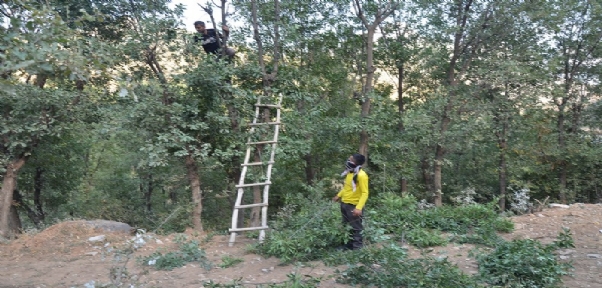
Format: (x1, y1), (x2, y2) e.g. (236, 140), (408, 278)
(194, 21), (205, 26)
(352, 154), (365, 165)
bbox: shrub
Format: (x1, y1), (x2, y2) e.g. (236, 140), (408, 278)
(329, 244), (482, 288)
(255, 201), (348, 263)
(220, 255), (244, 268)
(140, 236), (212, 270)
(406, 228), (448, 248)
(477, 239), (571, 287)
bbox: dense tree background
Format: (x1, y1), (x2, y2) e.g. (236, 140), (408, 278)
(1, 0), (601, 237)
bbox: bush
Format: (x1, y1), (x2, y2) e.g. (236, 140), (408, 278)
(328, 244), (482, 288)
(477, 239), (571, 287)
(406, 228), (448, 248)
(140, 236), (212, 270)
(255, 201), (348, 263)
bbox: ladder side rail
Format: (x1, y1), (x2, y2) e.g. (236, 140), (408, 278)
(258, 94), (283, 242)
(230, 96), (264, 246)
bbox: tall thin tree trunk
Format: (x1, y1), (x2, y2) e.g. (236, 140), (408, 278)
(13, 189), (39, 227)
(146, 173), (153, 212)
(498, 131), (508, 211)
(433, 144), (444, 207)
(303, 154), (316, 186)
(250, 150), (262, 227)
(398, 65), (407, 193)
(557, 108), (567, 203)
(421, 157), (433, 194)
(185, 155), (203, 231)
(33, 167), (45, 221)
(0, 157), (26, 238)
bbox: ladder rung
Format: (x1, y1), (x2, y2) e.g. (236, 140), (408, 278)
(247, 140), (277, 145)
(235, 203), (268, 209)
(235, 181), (271, 188)
(256, 104), (281, 108)
(249, 122), (281, 126)
(242, 161), (275, 166)
(229, 226), (269, 232)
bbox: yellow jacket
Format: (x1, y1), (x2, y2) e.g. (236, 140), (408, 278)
(337, 170), (369, 210)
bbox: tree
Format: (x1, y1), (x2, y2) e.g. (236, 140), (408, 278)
(0, 1), (98, 238)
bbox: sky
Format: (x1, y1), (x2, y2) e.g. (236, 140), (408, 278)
(170, 0), (236, 32)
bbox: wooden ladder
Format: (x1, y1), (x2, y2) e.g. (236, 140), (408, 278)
(228, 94), (283, 246)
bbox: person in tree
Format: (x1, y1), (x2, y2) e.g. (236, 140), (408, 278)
(332, 153), (369, 250)
(193, 21), (234, 57)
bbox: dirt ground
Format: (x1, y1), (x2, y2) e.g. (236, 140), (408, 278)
(1, 204), (601, 288)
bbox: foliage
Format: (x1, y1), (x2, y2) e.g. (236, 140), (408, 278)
(140, 236), (211, 271)
(477, 239), (572, 288)
(552, 228), (575, 249)
(405, 228), (448, 248)
(369, 194), (512, 246)
(254, 198), (348, 263)
(329, 244), (482, 288)
(219, 255), (244, 268)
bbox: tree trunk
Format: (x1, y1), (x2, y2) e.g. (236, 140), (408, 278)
(33, 167), (45, 222)
(557, 107), (567, 203)
(433, 144), (444, 206)
(185, 155), (203, 232)
(398, 65), (407, 193)
(303, 154), (316, 186)
(498, 134), (508, 211)
(358, 28), (376, 163)
(250, 150), (262, 228)
(0, 157), (27, 239)
(13, 189), (39, 227)
(9, 204), (21, 237)
(146, 173), (153, 212)
(421, 157), (433, 194)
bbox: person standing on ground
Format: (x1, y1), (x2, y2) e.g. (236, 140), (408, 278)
(332, 153), (369, 250)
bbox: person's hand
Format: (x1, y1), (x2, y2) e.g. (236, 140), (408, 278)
(352, 209), (362, 217)
(332, 195), (340, 202)
(222, 25), (229, 32)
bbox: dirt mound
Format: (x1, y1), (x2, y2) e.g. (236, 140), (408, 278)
(1, 220), (132, 260)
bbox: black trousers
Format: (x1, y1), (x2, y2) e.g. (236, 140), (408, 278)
(340, 202), (363, 249)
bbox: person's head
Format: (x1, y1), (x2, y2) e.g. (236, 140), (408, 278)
(351, 154), (366, 166)
(346, 153), (365, 170)
(194, 21), (206, 33)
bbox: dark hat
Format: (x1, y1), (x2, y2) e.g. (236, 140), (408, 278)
(352, 154), (366, 165)
(194, 21), (205, 26)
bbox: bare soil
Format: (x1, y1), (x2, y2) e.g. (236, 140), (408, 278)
(1, 204), (601, 287)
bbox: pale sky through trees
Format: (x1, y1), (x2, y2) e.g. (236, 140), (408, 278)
(171, 0), (237, 32)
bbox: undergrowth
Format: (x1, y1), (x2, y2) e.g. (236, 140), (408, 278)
(325, 244), (483, 288)
(139, 235), (212, 271)
(253, 192), (572, 287)
(477, 238), (572, 287)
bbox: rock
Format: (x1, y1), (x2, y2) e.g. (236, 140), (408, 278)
(586, 254), (601, 259)
(537, 214), (546, 217)
(85, 252), (98, 256)
(85, 220), (133, 233)
(156, 239), (164, 245)
(88, 235), (106, 242)
(557, 249), (576, 255)
(559, 255), (570, 260)
(549, 204), (570, 209)
(261, 268), (270, 273)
